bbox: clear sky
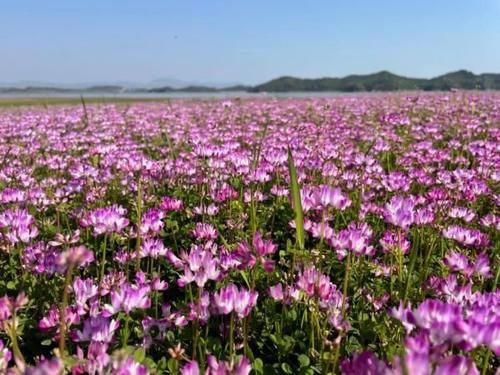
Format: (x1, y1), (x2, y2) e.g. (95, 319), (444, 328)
(1, 0), (500, 84)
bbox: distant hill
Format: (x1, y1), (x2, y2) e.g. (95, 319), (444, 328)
(1, 70), (500, 95)
(142, 84), (251, 93)
(0, 86), (124, 94)
(250, 70), (500, 92)
(0, 84), (251, 95)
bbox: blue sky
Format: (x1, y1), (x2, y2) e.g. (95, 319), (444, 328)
(1, 0), (500, 84)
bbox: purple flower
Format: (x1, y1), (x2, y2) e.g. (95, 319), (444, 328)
(206, 355), (252, 375)
(73, 342), (110, 374)
(444, 251), (472, 276)
(22, 241), (58, 275)
(177, 245), (221, 288)
(192, 222), (218, 241)
(81, 205), (130, 236)
(0, 292), (28, 322)
(394, 332), (431, 375)
(268, 283), (284, 301)
(39, 305), (80, 332)
(0, 208), (38, 245)
(213, 284), (258, 319)
(414, 207), (435, 225)
(384, 195), (416, 230)
(111, 356), (149, 375)
(448, 206), (476, 223)
(188, 291), (211, 323)
(442, 225), (489, 248)
(139, 208), (165, 237)
(56, 245), (94, 272)
(139, 238), (168, 259)
(48, 230), (80, 247)
(180, 360), (199, 375)
(434, 355), (479, 375)
(330, 222), (374, 257)
(296, 266), (347, 324)
(25, 357), (64, 375)
(73, 277), (99, 315)
(0, 339), (12, 372)
(104, 283), (151, 315)
(75, 314), (120, 343)
(159, 196), (184, 212)
(408, 300), (466, 346)
(340, 351), (388, 375)
(380, 230), (410, 255)
(314, 185), (352, 210)
(252, 231), (277, 258)
(233, 232), (277, 272)
(473, 252), (491, 278)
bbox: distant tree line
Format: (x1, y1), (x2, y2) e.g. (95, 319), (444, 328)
(3, 70), (500, 94)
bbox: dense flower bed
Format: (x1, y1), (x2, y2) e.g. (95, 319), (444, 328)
(0, 93), (498, 374)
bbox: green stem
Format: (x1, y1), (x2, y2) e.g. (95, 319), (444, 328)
(243, 316), (249, 357)
(59, 264), (74, 358)
(403, 232), (419, 302)
(332, 252), (351, 372)
(99, 235), (108, 283)
(389, 254), (395, 302)
(481, 349), (491, 375)
(122, 315), (130, 348)
(229, 312), (235, 359)
(8, 313), (25, 371)
(341, 252), (351, 319)
(419, 235), (436, 288)
(135, 177), (143, 270)
(493, 256), (500, 292)
(192, 287), (202, 360)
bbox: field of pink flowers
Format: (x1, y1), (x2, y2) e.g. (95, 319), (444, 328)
(0, 93), (498, 374)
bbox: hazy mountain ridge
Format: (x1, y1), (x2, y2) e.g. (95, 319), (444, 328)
(1, 70), (500, 94)
(249, 70), (500, 92)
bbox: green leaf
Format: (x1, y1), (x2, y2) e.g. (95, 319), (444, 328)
(252, 358), (264, 375)
(133, 347), (146, 363)
(298, 354), (310, 368)
(281, 362), (293, 374)
(167, 358), (178, 373)
(287, 147), (304, 250)
(165, 330), (175, 342)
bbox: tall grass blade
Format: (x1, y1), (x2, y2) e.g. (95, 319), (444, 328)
(287, 146), (304, 250)
(80, 95), (90, 129)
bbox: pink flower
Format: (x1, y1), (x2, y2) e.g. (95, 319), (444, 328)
(111, 356), (149, 375)
(180, 361), (199, 375)
(73, 277), (99, 315)
(213, 284), (258, 319)
(81, 205), (130, 236)
(159, 196), (184, 212)
(314, 185), (352, 210)
(56, 245), (94, 272)
(0, 339), (11, 372)
(442, 225), (489, 248)
(177, 245), (221, 288)
(268, 284), (284, 301)
(206, 355), (252, 375)
(75, 314), (120, 343)
(139, 208), (165, 237)
(139, 238), (169, 259)
(104, 283), (151, 315)
(384, 195), (416, 230)
(25, 357), (64, 375)
(192, 223), (218, 241)
(0, 208), (38, 245)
